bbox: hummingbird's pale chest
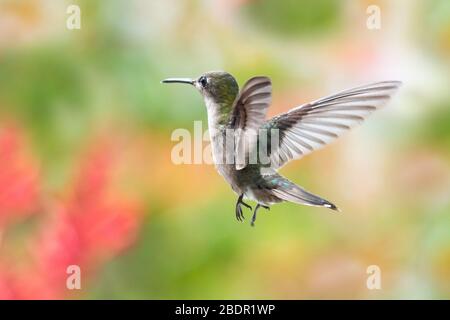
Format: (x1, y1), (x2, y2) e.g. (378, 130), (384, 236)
(208, 125), (240, 191)
(205, 99), (241, 194)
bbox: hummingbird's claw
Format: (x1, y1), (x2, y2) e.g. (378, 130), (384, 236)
(235, 202), (244, 222)
(251, 204), (271, 227)
(235, 194), (253, 222)
(241, 202), (252, 210)
(250, 212), (257, 227)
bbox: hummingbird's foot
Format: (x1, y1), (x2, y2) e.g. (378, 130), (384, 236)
(235, 194), (252, 222)
(235, 202), (244, 222)
(241, 201), (252, 210)
(250, 204), (270, 227)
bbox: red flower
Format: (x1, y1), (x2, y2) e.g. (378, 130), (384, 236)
(0, 126), (40, 227)
(0, 127), (141, 299)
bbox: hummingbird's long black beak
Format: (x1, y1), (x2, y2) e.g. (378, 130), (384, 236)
(161, 78), (195, 85)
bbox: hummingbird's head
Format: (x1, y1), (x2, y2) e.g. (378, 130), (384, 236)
(162, 71), (239, 108)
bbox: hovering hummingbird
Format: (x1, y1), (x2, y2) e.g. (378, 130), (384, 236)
(162, 72), (401, 226)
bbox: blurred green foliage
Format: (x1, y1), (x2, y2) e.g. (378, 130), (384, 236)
(243, 0), (342, 37)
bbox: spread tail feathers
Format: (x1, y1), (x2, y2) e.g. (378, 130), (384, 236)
(271, 179), (340, 211)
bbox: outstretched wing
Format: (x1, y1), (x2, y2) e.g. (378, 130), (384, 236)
(230, 76), (272, 170)
(262, 81), (402, 169)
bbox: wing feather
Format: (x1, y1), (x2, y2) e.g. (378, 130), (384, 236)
(230, 76), (272, 170)
(263, 81), (401, 169)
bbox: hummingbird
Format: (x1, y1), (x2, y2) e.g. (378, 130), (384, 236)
(162, 72), (401, 226)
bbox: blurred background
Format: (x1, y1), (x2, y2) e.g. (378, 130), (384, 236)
(0, 0), (449, 299)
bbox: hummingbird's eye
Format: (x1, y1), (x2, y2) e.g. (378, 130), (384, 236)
(199, 76), (208, 88)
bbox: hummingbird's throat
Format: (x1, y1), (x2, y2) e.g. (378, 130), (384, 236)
(204, 97), (233, 126)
